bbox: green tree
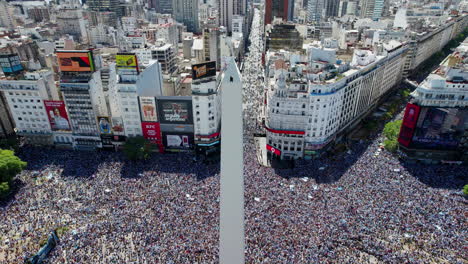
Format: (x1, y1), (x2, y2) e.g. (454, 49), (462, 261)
(383, 120), (403, 141)
(123, 136), (152, 161)
(0, 149), (27, 198)
(463, 184), (468, 196)
(383, 120), (403, 153)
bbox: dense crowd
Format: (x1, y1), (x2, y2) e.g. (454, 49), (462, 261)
(242, 9), (467, 264)
(242, 9), (267, 143)
(0, 148), (219, 263)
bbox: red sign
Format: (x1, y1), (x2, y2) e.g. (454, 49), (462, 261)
(43, 100), (71, 131)
(402, 103), (421, 129)
(265, 127), (305, 135)
(398, 103), (421, 147)
(266, 144), (281, 156)
(141, 122), (162, 144)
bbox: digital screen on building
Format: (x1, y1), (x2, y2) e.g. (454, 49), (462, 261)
(0, 54), (23, 75)
(111, 117), (125, 135)
(57, 51), (95, 72)
(410, 107), (468, 150)
(97, 116), (112, 134)
(162, 132), (194, 150)
(158, 99), (193, 124)
(191, 61), (216, 80)
(43, 100), (71, 131)
(141, 122), (162, 145)
(139, 97), (158, 122)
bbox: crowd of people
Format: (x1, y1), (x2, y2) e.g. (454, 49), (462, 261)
(0, 149), (220, 263)
(1, 7), (466, 264)
(241, 8), (467, 264)
(242, 9), (267, 143)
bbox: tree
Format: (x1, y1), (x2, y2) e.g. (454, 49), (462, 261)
(0, 149), (27, 198)
(383, 120), (403, 153)
(122, 136), (152, 161)
(463, 184), (468, 196)
(383, 120), (403, 142)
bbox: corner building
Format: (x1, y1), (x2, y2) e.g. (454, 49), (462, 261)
(265, 43), (407, 160)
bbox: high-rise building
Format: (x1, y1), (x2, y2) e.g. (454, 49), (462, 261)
(191, 61), (222, 155)
(324, 0), (339, 18)
(306, 0), (324, 22)
(219, 0), (233, 32)
(220, 0), (246, 33)
(148, 0), (172, 14)
(360, 0), (385, 20)
(173, 0), (200, 33)
(265, 0), (295, 24)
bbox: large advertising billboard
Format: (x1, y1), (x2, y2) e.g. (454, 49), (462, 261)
(57, 51), (95, 72)
(139, 97), (158, 122)
(191, 61), (216, 80)
(162, 132), (194, 151)
(44, 100), (71, 131)
(116, 53), (139, 75)
(410, 107), (467, 150)
(97, 116), (112, 134)
(111, 117), (125, 135)
(141, 122), (162, 145)
(0, 54), (23, 75)
(157, 99), (193, 124)
(398, 103), (421, 147)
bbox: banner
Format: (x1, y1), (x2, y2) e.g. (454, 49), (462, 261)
(157, 99), (193, 124)
(266, 144), (281, 156)
(139, 97), (158, 122)
(141, 122), (162, 144)
(97, 116), (112, 134)
(57, 51), (95, 72)
(191, 61), (216, 80)
(44, 100), (71, 131)
(111, 117), (125, 135)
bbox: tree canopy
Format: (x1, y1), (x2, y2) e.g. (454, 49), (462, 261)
(383, 120), (403, 153)
(122, 136), (152, 161)
(0, 149), (27, 198)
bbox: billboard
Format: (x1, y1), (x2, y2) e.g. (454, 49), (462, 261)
(111, 117), (125, 135)
(0, 54), (23, 75)
(116, 54), (138, 68)
(44, 100), (71, 131)
(141, 122), (162, 145)
(57, 51), (95, 72)
(398, 103), (421, 147)
(116, 53), (139, 75)
(162, 132), (194, 150)
(191, 61), (216, 80)
(157, 99), (193, 124)
(139, 97), (158, 122)
(410, 107), (467, 150)
(97, 116), (112, 134)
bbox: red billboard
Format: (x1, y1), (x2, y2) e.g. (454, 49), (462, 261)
(402, 103), (421, 129)
(266, 144), (281, 156)
(398, 103), (421, 147)
(44, 100), (71, 131)
(141, 122), (162, 145)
